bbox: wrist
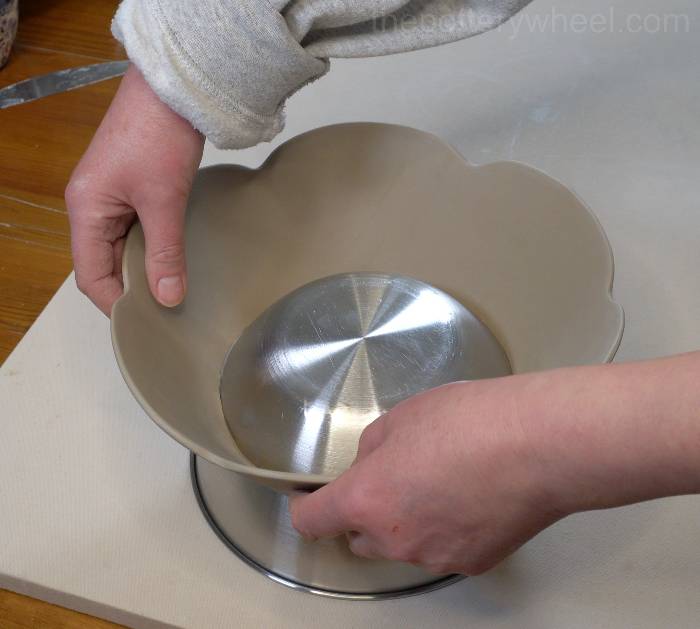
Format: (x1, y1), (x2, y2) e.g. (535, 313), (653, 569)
(120, 64), (204, 141)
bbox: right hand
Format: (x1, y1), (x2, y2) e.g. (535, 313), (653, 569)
(291, 354), (700, 575)
(291, 378), (565, 576)
(65, 64), (204, 315)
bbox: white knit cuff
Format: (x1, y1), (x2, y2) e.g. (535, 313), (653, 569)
(112, 0), (328, 149)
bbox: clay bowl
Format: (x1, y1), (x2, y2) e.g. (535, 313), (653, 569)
(111, 122), (624, 493)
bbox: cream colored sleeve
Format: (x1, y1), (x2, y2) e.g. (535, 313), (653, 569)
(113, 0), (531, 148)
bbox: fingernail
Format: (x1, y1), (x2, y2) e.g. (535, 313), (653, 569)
(157, 276), (184, 307)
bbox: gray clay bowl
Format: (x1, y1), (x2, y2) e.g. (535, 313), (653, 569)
(111, 122), (624, 493)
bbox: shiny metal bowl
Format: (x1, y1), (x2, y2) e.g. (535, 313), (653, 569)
(220, 273), (512, 476)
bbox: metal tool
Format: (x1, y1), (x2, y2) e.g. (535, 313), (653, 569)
(0, 60), (128, 109)
(220, 273), (512, 476)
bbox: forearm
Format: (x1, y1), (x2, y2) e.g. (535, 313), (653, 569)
(523, 352), (700, 514)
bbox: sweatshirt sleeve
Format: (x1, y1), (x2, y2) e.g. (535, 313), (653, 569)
(112, 0), (531, 149)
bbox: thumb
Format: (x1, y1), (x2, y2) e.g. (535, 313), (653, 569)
(138, 198), (187, 307)
(290, 468), (360, 540)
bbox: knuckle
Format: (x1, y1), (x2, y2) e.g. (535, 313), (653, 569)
(358, 415), (389, 450)
(357, 423), (378, 452)
(65, 175), (94, 209)
(150, 242), (185, 266)
(342, 482), (373, 527)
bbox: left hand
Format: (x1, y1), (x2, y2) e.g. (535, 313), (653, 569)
(290, 378), (565, 575)
(65, 65), (204, 315)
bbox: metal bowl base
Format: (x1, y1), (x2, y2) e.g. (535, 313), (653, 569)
(190, 453), (463, 600)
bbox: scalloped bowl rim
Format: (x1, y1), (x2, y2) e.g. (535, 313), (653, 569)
(111, 122), (624, 489)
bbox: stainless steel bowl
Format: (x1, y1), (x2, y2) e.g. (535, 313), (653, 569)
(220, 273), (512, 476)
